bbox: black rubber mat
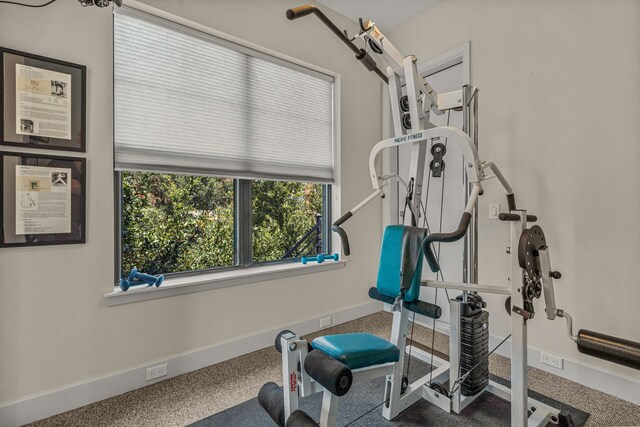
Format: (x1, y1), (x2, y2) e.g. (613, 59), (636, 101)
(191, 358), (589, 426)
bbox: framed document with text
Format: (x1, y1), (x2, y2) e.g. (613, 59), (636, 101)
(0, 152), (86, 247)
(1, 47), (86, 152)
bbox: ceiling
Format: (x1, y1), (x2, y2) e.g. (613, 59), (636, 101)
(316, 0), (441, 32)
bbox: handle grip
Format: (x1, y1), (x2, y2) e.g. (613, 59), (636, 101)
(423, 212), (472, 272)
(285, 5), (316, 20)
(498, 213), (537, 222)
(332, 212), (352, 256)
(331, 227), (350, 256)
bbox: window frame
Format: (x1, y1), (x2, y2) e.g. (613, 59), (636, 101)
(111, 2), (342, 289)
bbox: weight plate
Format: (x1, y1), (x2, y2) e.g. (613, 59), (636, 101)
(518, 225), (546, 281)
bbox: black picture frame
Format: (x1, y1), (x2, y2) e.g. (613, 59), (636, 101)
(0, 151), (86, 247)
(1, 47), (86, 152)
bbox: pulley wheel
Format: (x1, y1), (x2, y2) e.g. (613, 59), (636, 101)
(431, 143), (447, 156)
(402, 113), (412, 130)
(368, 37), (383, 54)
(518, 225), (546, 281)
(523, 282), (537, 302)
(400, 95), (410, 112)
(401, 376), (409, 394)
(429, 383), (447, 395)
(429, 160), (446, 172)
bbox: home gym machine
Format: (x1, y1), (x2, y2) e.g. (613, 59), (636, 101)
(259, 5), (640, 427)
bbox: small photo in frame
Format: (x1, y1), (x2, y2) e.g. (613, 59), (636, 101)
(1, 47), (86, 152)
(1, 151), (86, 247)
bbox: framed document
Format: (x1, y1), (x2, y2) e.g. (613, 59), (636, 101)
(1, 152), (86, 247)
(1, 47), (86, 152)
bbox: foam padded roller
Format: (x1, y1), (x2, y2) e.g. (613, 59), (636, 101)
(304, 349), (353, 396)
(275, 330), (294, 354)
(404, 299), (442, 319)
(577, 329), (640, 370)
(286, 410), (318, 426)
(258, 382), (285, 427)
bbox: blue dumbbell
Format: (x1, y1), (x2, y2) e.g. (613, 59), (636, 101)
(119, 278), (153, 291)
(128, 268), (164, 287)
(301, 253), (340, 265)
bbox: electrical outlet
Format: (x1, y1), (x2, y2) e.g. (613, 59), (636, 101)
(541, 352), (563, 370)
(489, 203), (500, 220)
(146, 363), (168, 381)
(320, 316), (332, 328)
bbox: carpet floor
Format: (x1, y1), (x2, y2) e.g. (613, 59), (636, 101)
(27, 311), (640, 427)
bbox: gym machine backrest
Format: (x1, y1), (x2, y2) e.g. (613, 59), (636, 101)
(368, 225), (441, 319)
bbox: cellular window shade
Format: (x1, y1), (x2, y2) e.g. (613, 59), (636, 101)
(114, 9), (335, 183)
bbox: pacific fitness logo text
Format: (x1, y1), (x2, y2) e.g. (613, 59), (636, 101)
(393, 132), (423, 144)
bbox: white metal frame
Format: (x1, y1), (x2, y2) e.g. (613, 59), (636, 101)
(278, 215), (564, 426)
(385, 42), (470, 227)
(420, 210), (561, 426)
(276, 17), (563, 427)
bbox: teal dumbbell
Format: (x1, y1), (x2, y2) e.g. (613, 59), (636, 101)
(301, 253), (340, 265)
(127, 268), (164, 287)
(119, 278), (152, 291)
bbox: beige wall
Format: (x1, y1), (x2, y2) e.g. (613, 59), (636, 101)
(0, 0), (382, 403)
(390, 0), (640, 379)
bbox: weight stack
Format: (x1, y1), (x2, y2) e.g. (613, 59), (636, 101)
(459, 309), (489, 396)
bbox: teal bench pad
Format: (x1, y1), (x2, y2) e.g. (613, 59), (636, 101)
(311, 333), (400, 370)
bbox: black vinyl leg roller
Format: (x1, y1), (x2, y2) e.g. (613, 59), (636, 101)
(304, 349), (353, 396)
(258, 382), (285, 427)
(286, 409), (318, 426)
(577, 330), (640, 370)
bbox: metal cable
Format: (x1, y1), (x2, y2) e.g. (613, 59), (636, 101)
(428, 109), (451, 385)
(0, 0), (56, 6)
(344, 398), (389, 426)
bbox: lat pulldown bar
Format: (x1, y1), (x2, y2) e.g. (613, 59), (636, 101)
(285, 5), (388, 83)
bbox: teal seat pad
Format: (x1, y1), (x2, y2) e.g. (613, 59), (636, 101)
(311, 333), (400, 370)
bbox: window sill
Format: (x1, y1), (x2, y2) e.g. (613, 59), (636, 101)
(104, 260), (346, 306)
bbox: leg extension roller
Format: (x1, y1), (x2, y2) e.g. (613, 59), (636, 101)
(258, 382), (286, 427)
(304, 349), (353, 397)
(576, 329), (640, 370)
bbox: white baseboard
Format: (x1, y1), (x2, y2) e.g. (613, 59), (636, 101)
(410, 315), (640, 406)
(0, 301), (382, 427)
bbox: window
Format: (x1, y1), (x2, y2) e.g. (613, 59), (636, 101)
(114, 7), (335, 278)
(252, 180), (326, 264)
